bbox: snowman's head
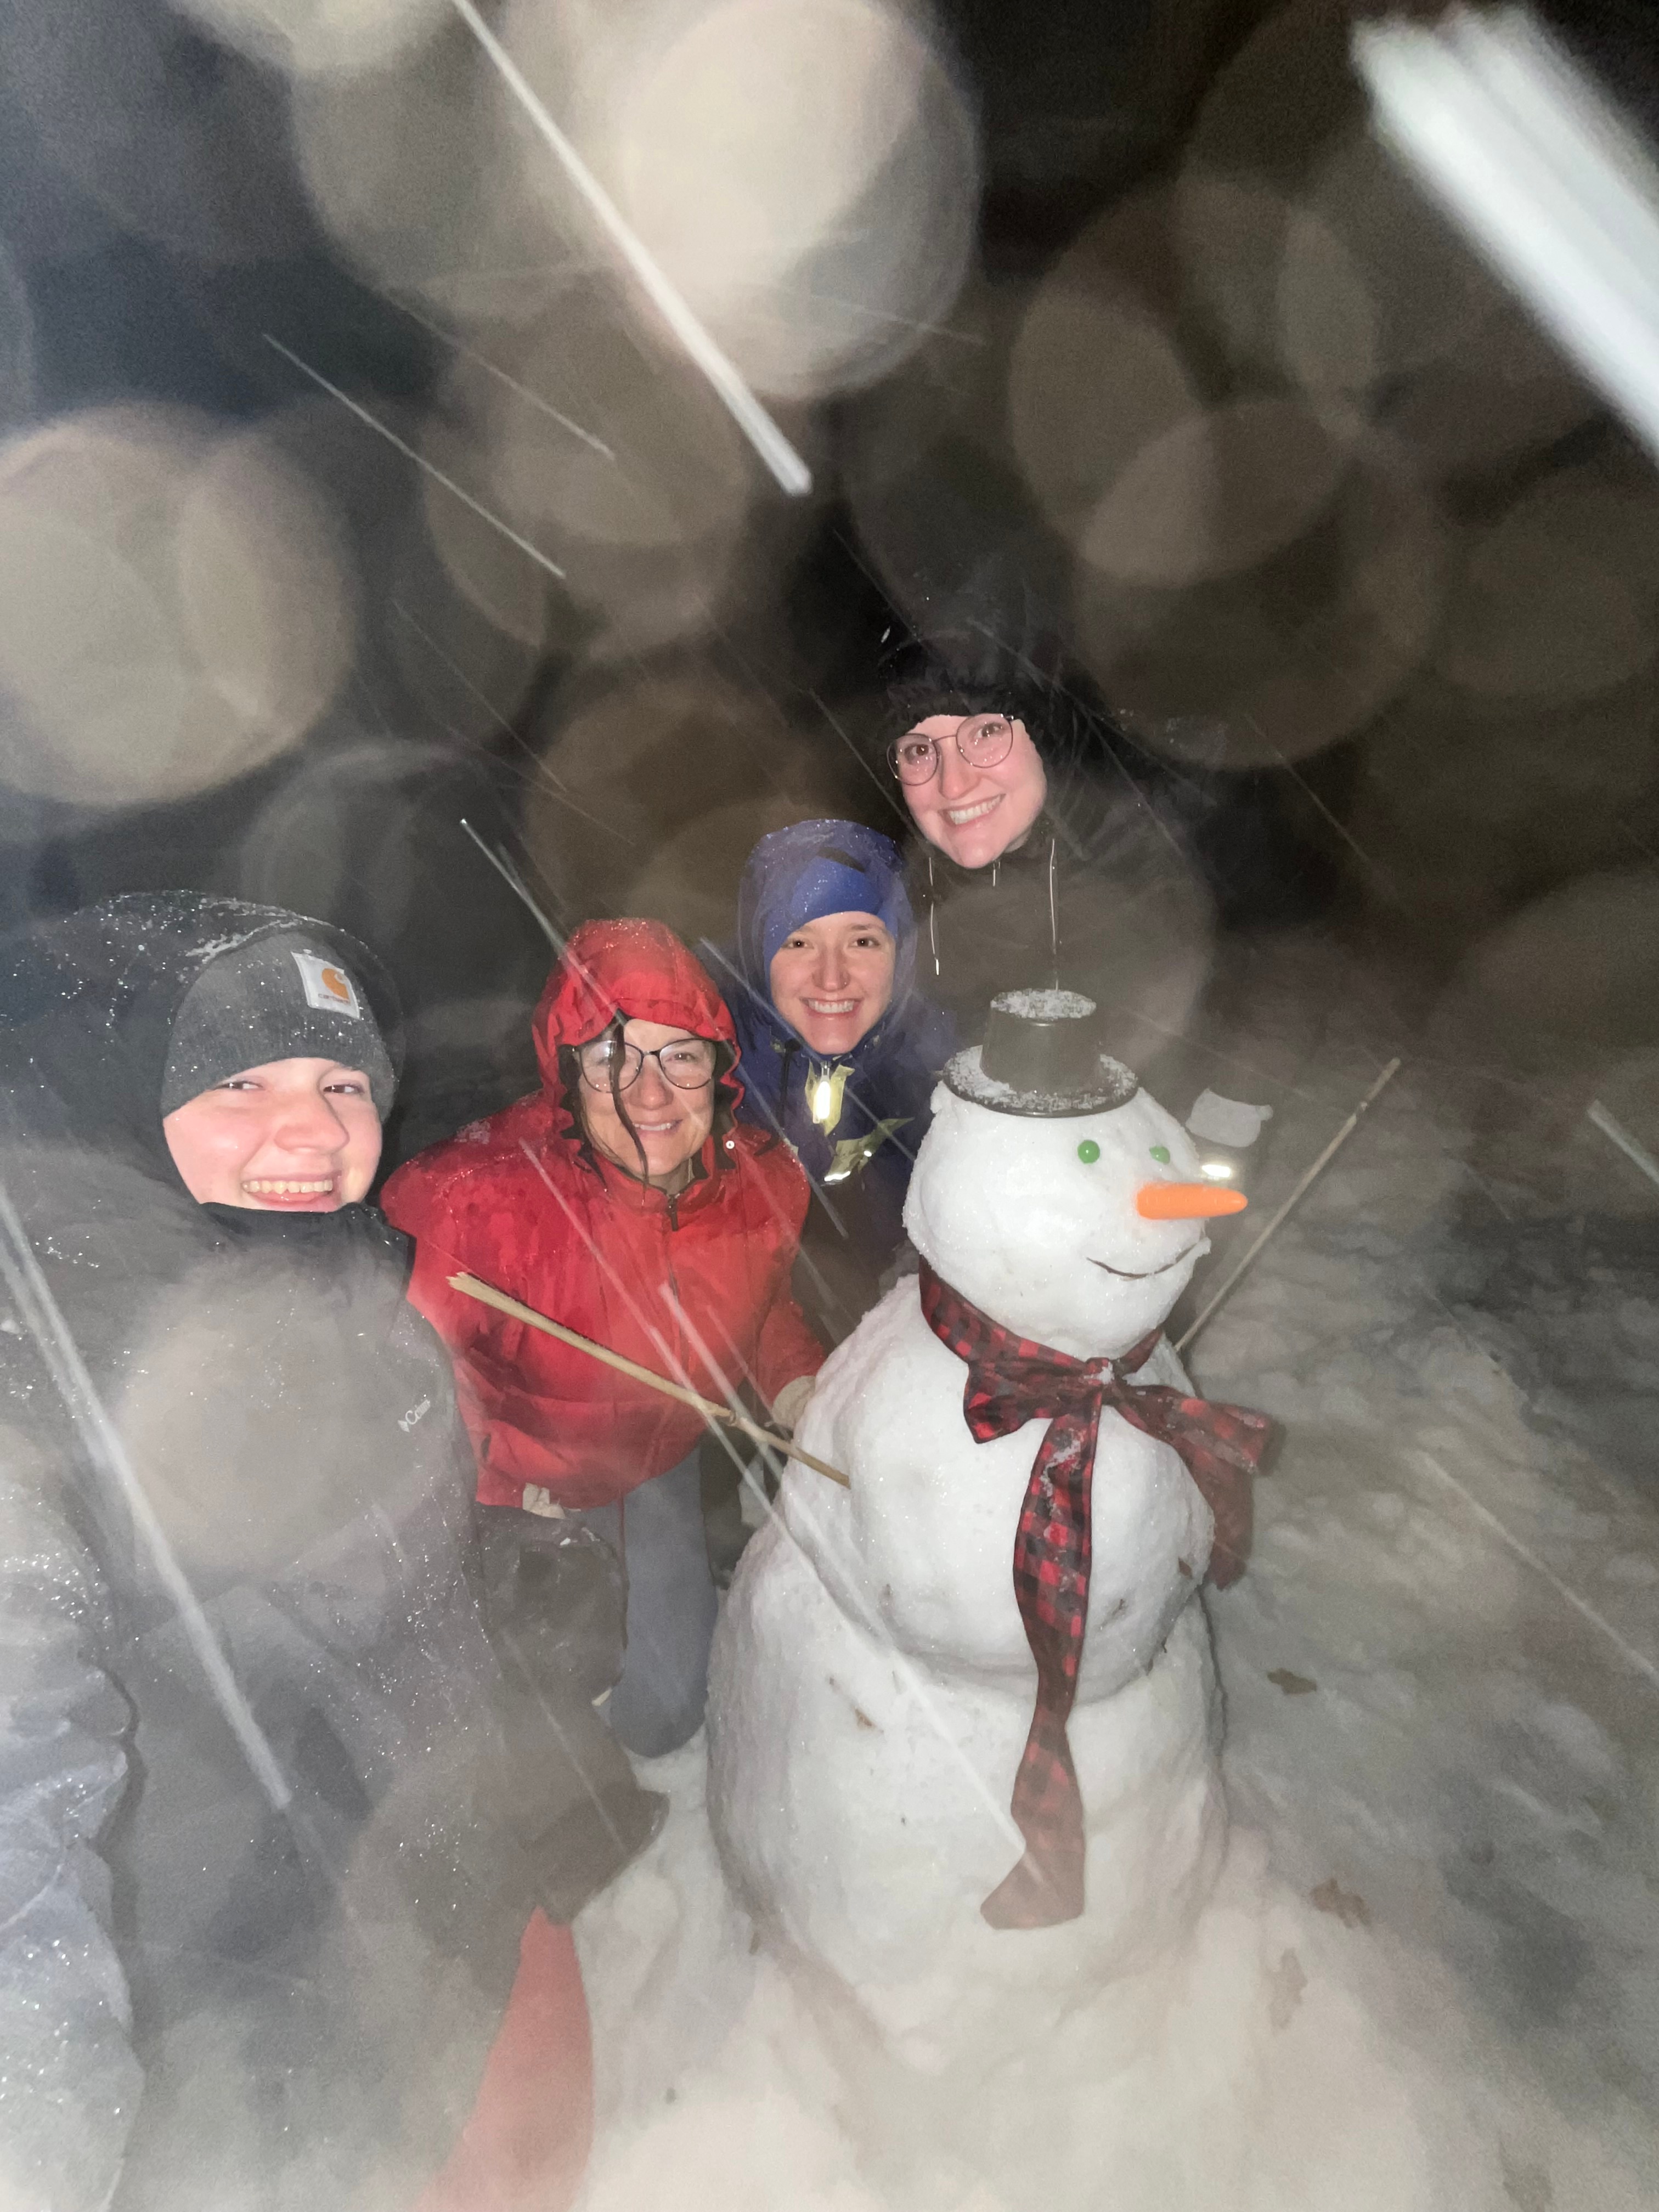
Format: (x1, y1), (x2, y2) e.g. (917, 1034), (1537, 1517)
(904, 1081), (1222, 1358)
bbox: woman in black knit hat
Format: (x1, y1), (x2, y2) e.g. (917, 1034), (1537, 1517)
(0, 891), (658, 2212)
(881, 610), (1216, 1048)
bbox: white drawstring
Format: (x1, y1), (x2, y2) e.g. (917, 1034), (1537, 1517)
(1048, 834), (1059, 986)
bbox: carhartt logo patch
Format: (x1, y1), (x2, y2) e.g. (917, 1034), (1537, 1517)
(292, 950), (363, 1019)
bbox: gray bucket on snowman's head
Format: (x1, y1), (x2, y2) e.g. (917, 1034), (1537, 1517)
(944, 988), (1141, 1118)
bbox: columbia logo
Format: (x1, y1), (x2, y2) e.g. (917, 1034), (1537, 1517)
(398, 1397), (432, 1434)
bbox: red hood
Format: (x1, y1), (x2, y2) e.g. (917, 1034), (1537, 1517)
(533, 919), (738, 1102)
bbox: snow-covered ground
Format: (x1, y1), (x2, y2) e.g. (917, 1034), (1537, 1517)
(573, 934), (1659, 2211)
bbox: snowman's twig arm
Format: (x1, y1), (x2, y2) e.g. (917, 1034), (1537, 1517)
(1174, 1058), (1403, 1356)
(446, 1272), (853, 1489)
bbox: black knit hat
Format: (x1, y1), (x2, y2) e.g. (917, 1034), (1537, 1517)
(161, 930), (396, 1118)
(879, 592), (1124, 781)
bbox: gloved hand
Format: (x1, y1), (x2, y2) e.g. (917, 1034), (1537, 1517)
(769, 1373), (816, 1436)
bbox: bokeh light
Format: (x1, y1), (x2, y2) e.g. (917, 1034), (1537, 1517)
(291, 19), (560, 322)
(385, 510), (551, 747)
(1175, 173), (1378, 403)
(177, 426), (358, 744)
(1178, 0), (1595, 475)
(233, 737), (451, 929)
(501, 0), (979, 399)
(1008, 246), (1198, 540)
(844, 274), (1064, 635)
(0, 244), (35, 436)
(0, 406), (356, 806)
(0, 0), (307, 264)
(1075, 432), (1446, 766)
(1079, 397), (1349, 590)
(1380, 330), (1598, 483)
(1430, 463), (1659, 706)
(176, 0), (448, 77)
(421, 280), (825, 661)
(521, 667), (868, 945)
(416, 403), (564, 651)
(465, 296), (754, 556)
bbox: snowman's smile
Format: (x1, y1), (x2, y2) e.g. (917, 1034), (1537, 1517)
(1089, 1242), (1199, 1280)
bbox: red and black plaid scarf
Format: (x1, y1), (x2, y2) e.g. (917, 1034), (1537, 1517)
(918, 1260), (1274, 1931)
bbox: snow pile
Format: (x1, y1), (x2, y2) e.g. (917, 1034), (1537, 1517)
(576, 1751), (1651, 2211)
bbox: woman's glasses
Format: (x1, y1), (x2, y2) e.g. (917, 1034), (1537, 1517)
(888, 714), (1015, 785)
(577, 1037), (718, 1092)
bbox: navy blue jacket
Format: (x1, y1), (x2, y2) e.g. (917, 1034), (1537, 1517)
(706, 820), (955, 1343)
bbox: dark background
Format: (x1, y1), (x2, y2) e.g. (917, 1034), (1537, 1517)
(2, 0), (1656, 1171)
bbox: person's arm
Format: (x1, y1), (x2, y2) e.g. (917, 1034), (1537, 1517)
(382, 1159), (473, 1340)
(0, 1452), (142, 2210)
(753, 1294), (825, 1423)
(382, 1162), (513, 1455)
(743, 1149), (829, 1417)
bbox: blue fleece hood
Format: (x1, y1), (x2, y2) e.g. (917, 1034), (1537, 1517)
(714, 815), (953, 1170)
(735, 818), (917, 1018)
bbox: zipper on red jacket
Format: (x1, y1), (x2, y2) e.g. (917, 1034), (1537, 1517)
(661, 1209), (692, 1412)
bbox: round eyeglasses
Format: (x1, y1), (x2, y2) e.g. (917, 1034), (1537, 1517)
(888, 714), (1015, 786)
(577, 1036), (718, 1092)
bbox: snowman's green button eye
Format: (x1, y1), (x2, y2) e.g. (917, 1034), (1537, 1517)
(1077, 1139), (1101, 1165)
(1150, 1144), (1171, 1163)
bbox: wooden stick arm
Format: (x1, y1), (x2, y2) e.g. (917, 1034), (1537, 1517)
(445, 1272), (851, 1489)
(1175, 1057), (1402, 1355)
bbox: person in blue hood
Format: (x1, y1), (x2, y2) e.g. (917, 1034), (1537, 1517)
(707, 819), (955, 1347)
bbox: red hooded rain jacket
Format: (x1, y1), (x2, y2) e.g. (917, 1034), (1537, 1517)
(383, 919), (824, 1510)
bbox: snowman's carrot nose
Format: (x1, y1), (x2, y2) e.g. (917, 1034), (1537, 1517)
(1136, 1182), (1249, 1220)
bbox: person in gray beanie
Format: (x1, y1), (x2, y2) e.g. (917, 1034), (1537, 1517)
(0, 891), (659, 2212)
(159, 927), (399, 1120)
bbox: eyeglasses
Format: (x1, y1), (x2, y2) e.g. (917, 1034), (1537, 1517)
(577, 1036), (719, 1092)
(888, 714), (1015, 786)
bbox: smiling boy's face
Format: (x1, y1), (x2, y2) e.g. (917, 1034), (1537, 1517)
(162, 1057), (382, 1210)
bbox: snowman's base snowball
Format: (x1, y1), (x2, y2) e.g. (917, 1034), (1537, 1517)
(707, 1516), (1226, 2072)
(578, 1773), (1654, 2212)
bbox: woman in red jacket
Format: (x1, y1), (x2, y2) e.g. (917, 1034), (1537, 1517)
(385, 918), (823, 1757)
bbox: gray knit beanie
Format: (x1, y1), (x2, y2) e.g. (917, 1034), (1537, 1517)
(161, 930), (396, 1118)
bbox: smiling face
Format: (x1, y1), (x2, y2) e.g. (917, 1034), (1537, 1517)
(903, 1084), (1212, 1358)
(577, 1016), (716, 1190)
(768, 910), (896, 1056)
(162, 1057), (382, 1210)
(899, 712), (1048, 870)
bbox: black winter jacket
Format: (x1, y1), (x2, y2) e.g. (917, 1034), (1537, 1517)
(0, 896), (632, 2211)
(906, 769), (1214, 1047)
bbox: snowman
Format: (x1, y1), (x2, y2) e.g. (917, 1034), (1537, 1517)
(706, 989), (1272, 2070)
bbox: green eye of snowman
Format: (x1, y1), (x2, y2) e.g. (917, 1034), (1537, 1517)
(1076, 1139), (1101, 1164)
(1150, 1144), (1171, 1164)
